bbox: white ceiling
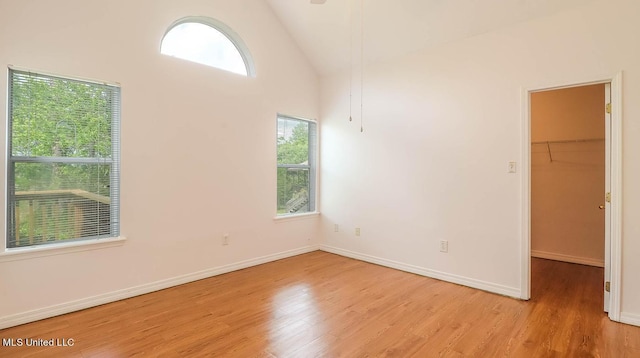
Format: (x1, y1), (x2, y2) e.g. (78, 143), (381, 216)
(266, 0), (594, 76)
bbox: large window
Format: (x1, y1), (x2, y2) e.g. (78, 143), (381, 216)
(160, 17), (256, 77)
(277, 115), (317, 215)
(7, 69), (120, 249)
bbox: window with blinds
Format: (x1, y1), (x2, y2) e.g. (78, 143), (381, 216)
(277, 115), (317, 215)
(7, 69), (120, 248)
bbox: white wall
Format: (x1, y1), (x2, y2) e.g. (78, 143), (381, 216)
(320, 0), (640, 321)
(0, 0), (320, 327)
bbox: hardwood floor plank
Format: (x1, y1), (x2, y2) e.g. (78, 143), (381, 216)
(1, 252), (639, 357)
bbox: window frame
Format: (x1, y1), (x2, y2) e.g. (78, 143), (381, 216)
(6, 67), (121, 250)
(160, 16), (256, 77)
(276, 114), (318, 217)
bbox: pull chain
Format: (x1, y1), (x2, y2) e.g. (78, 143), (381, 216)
(360, 0), (364, 132)
(349, 0), (353, 122)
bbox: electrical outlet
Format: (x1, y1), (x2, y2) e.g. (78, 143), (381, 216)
(439, 240), (448, 253)
(222, 234), (229, 246)
(334, 224), (339, 232)
(355, 227), (361, 236)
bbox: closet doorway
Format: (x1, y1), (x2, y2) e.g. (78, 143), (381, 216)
(530, 83), (610, 312)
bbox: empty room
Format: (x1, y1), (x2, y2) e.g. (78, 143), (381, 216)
(1, 0), (639, 356)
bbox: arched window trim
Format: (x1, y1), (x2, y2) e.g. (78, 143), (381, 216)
(161, 16), (256, 78)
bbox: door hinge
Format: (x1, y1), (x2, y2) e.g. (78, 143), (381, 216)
(605, 281), (611, 292)
(606, 103), (612, 114)
(606, 192), (611, 203)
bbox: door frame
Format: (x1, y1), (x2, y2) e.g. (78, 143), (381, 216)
(519, 72), (622, 321)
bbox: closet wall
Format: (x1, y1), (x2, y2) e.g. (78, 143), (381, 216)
(531, 84), (605, 267)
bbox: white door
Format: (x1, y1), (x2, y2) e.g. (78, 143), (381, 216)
(604, 82), (611, 312)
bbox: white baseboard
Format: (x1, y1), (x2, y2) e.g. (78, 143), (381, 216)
(320, 245), (521, 299)
(620, 312), (640, 327)
(0, 245), (320, 330)
(531, 250), (604, 267)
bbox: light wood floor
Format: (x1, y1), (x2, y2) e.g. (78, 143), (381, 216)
(1, 251), (639, 357)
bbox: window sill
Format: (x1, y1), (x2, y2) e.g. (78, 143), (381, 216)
(273, 212), (320, 222)
(0, 236), (127, 263)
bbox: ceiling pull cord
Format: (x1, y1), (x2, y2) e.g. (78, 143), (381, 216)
(349, 0), (353, 122)
(360, 0), (364, 133)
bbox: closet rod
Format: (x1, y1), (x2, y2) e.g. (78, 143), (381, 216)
(531, 138), (604, 145)
(532, 137), (604, 163)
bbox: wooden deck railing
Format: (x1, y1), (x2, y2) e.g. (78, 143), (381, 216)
(12, 190), (110, 247)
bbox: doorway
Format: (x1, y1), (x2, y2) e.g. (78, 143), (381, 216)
(520, 74), (622, 321)
(530, 84), (607, 310)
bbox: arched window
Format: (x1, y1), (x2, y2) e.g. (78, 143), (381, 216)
(161, 17), (256, 77)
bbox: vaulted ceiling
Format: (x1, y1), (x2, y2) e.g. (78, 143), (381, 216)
(266, 0), (595, 76)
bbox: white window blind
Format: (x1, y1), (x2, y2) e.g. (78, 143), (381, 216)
(7, 69), (120, 248)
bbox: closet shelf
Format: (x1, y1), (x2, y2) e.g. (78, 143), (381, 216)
(531, 138), (604, 145)
(531, 138), (604, 162)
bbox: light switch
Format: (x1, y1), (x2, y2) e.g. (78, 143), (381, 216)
(508, 161), (517, 173)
